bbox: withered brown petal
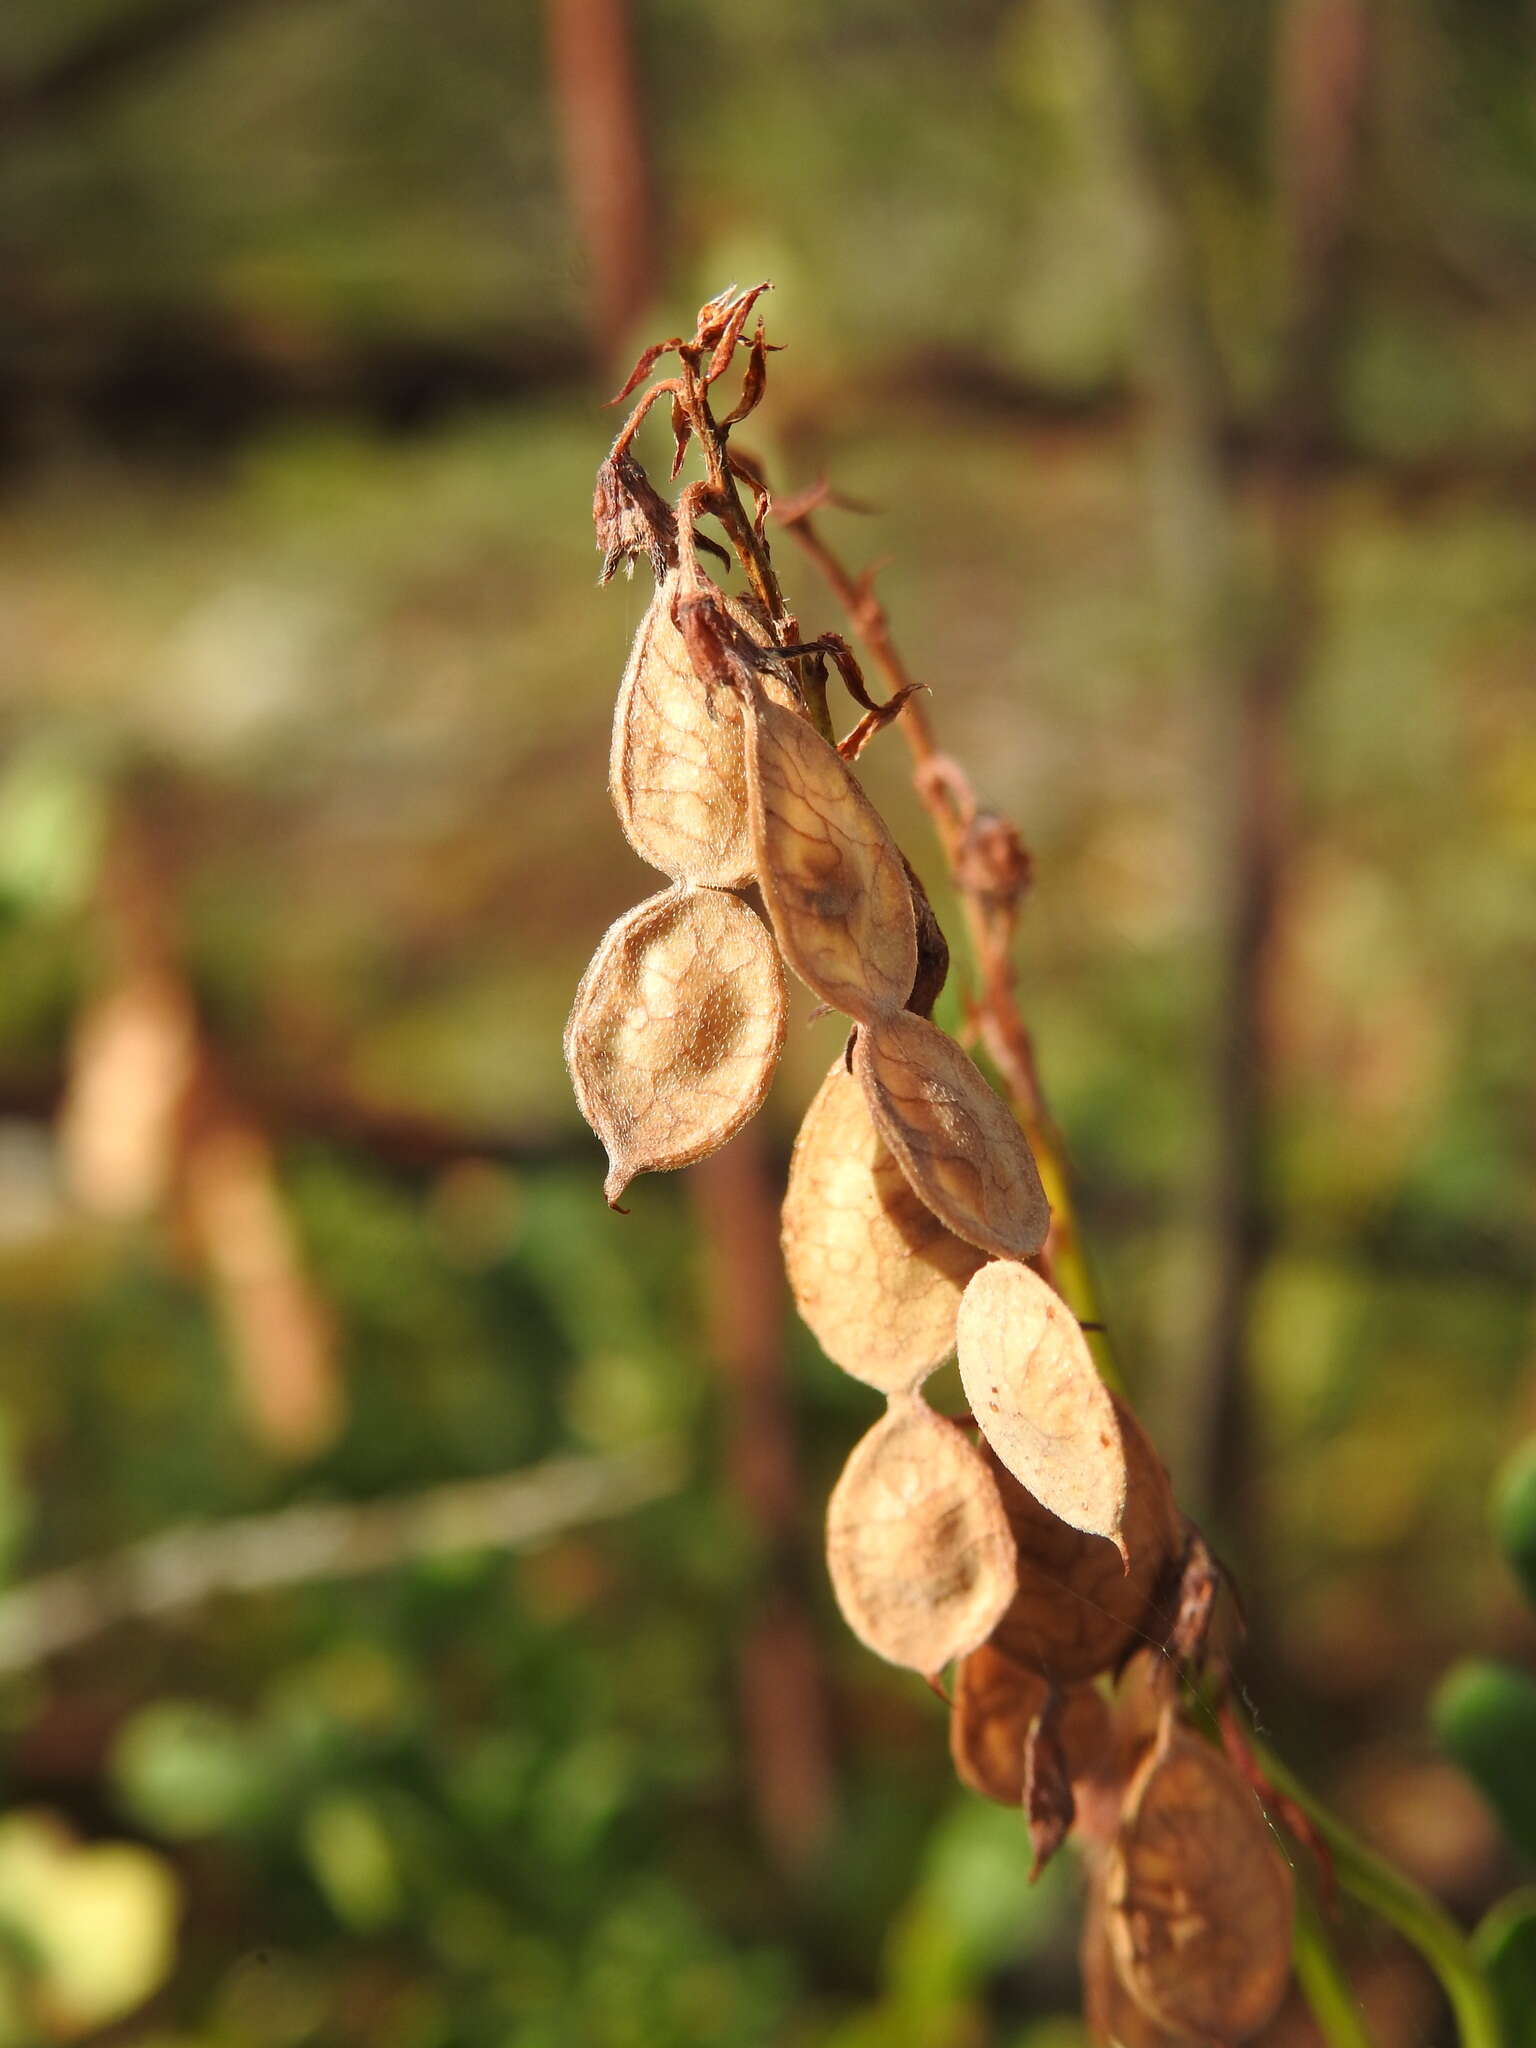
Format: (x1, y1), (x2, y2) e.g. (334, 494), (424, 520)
(746, 684), (917, 1019)
(853, 1012), (1049, 1261)
(902, 854), (950, 1019)
(1025, 1694), (1077, 1880)
(1107, 1726), (1295, 2043)
(983, 1405), (1181, 1686)
(782, 1064), (986, 1393)
(957, 1260), (1126, 1544)
(610, 573), (796, 889)
(564, 884), (787, 1206)
(825, 1396), (1016, 1674)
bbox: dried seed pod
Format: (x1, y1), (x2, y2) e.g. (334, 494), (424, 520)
(957, 1260), (1126, 1544)
(1081, 1871), (1185, 2048)
(565, 884), (787, 1206)
(746, 684), (917, 1019)
(950, 1642), (1112, 1810)
(1106, 1725), (1295, 2042)
(782, 1064), (986, 1393)
(826, 1396), (1016, 1673)
(610, 573), (797, 889)
(983, 1404), (1181, 1686)
(853, 1012), (1049, 1262)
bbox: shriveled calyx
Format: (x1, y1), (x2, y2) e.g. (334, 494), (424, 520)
(564, 884), (786, 1206)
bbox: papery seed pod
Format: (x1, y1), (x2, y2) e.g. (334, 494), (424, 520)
(565, 884), (787, 1206)
(983, 1404), (1181, 1686)
(610, 572), (798, 888)
(1081, 1869), (1185, 2048)
(826, 1396), (1016, 1673)
(957, 1260), (1126, 1544)
(949, 1642), (1112, 1811)
(746, 684), (917, 1019)
(782, 1064), (986, 1393)
(1106, 1724), (1295, 2042)
(853, 1010), (1049, 1261)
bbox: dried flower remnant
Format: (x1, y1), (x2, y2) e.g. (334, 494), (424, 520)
(853, 1009), (1050, 1261)
(983, 1409), (1180, 1686)
(745, 684), (917, 1020)
(957, 1259), (1127, 1544)
(610, 570), (797, 889)
(1106, 1725), (1295, 2043)
(565, 884), (787, 1206)
(825, 1397), (1016, 1673)
(782, 1064), (985, 1393)
(950, 1642), (1112, 1808)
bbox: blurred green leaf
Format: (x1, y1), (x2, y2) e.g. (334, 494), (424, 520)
(1434, 1659), (1536, 1861)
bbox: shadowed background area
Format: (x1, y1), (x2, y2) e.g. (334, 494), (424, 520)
(0, 0), (1533, 2041)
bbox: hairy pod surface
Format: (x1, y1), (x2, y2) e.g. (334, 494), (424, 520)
(1105, 1726), (1294, 2042)
(949, 1642), (1111, 1810)
(957, 1260), (1126, 1544)
(982, 1405), (1180, 1685)
(610, 572), (797, 888)
(782, 1064), (986, 1392)
(564, 884), (786, 1205)
(825, 1397), (1016, 1673)
(852, 1010), (1050, 1261)
(746, 683), (917, 1019)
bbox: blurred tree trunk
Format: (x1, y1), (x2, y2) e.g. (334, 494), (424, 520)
(542, 0), (659, 369)
(691, 1129), (838, 1877)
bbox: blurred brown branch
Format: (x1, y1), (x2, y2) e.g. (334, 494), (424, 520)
(0, 1442), (684, 1677)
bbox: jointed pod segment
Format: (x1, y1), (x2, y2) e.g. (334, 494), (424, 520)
(565, 287), (1301, 2044)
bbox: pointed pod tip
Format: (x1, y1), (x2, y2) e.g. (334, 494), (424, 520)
(603, 1164), (633, 1212)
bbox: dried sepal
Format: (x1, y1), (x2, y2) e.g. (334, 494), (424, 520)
(983, 1403), (1181, 1685)
(1106, 1724), (1295, 2043)
(957, 1260), (1126, 1545)
(593, 449), (677, 584)
(902, 855), (950, 1019)
(825, 1396), (1016, 1674)
(782, 1064), (985, 1393)
(610, 571), (796, 889)
(852, 1011), (1049, 1261)
(746, 684), (917, 1020)
(1025, 1691), (1078, 1879)
(564, 884), (787, 1206)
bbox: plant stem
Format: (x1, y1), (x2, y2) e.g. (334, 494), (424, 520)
(1259, 1739), (1506, 2048)
(1292, 1879), (1376, 2048)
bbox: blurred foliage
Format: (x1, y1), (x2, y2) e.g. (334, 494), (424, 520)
(0, 0), (1534, 2040)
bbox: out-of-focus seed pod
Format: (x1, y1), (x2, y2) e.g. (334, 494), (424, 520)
(950, 1641), (1112, 1810)
(782, 1064), (985, 1393)
(1081, 1871), (1185, 2048)
(1106, 1725), (1295, 2042)
(565, 884), (787, 1206)
(826, 1396), (1016, 1673)
(746, 684), (917, 1019)
(852, 1011), (1049, 1262)
(957, 1260), (1126, 1545)
(983, 1404), (1181, 1686)
(610, 572), (797, 888)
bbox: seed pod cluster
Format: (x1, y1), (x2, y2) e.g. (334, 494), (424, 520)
(572, 295), (1295, 2043)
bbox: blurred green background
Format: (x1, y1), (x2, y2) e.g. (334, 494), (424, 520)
(0, 0), (1533, 2041)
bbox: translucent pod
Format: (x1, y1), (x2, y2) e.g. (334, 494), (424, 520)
(610, 572), (797, 888)
(1106, 1725), (1294, 2042)
(746, 684), (916, 1020)
(957, 1260), (1126, 1545)
(853, 1010), (1049, 1262)
(826, 1396), (1016, 1674)
(564, 884), (786, 1206)
(982, 1404), (1181, 1687)
(782, 1064), (985, 1393)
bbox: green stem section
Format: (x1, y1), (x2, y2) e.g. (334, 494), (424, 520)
(1259, 1740), (1505, 2048)
(1292, 1881), (1375, 2048)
